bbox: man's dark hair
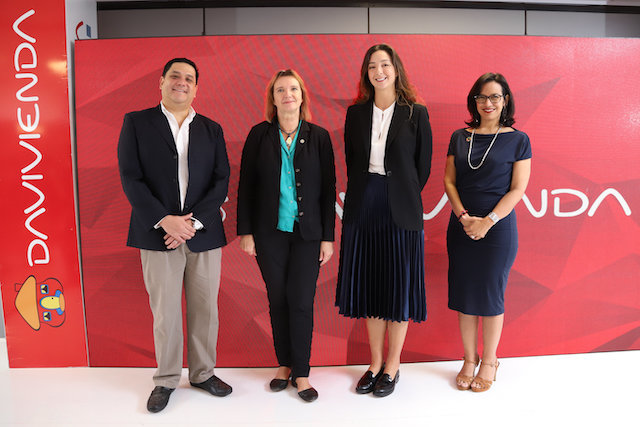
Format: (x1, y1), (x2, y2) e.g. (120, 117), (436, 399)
(162, 57), (199, 83)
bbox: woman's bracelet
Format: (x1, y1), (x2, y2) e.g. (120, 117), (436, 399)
(457, 210), (468, 221)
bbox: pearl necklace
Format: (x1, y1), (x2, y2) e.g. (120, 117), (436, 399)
(467, 126), (501, 170)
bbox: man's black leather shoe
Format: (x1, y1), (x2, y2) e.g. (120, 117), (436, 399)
(373, 370), (399, 397)
(190, 375), (232, 397)
(147, 386), (174, 413)
(355, 364), (385, 394)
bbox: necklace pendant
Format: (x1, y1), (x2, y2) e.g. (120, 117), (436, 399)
(285, 136), (292, 145)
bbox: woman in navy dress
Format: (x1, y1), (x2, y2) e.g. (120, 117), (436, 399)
(444, 73), (531, 392)
(336, 44), (432, 397)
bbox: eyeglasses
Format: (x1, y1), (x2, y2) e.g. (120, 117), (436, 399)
(474, 94), (503, 104)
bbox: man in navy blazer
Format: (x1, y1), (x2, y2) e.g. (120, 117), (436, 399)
(118, 58), (231, 413)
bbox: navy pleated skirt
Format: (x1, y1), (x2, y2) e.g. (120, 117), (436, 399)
(336, 173), (427, 322)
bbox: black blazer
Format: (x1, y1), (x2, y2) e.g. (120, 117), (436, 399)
(342, 101), (432, 231)
(117, 105), (230, 252)
(237, 120), (336, 242)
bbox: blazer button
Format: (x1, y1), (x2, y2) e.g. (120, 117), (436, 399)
(300, 139), (305, 144)
(295, 168), (300, 173)
(386, 171), (392, 177)
(299, 211), (304, 216)
(298, 196), (302, 201)
(296, 182), (301, 187)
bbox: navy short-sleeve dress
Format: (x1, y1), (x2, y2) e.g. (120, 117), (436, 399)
(447, 128), (532, 316)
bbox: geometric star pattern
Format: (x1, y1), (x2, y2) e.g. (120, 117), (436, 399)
(75, 34), (640, 367)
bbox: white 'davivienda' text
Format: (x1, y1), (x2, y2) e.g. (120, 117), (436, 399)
(14, 9), (49, 267)
(332, 188), (632, 221)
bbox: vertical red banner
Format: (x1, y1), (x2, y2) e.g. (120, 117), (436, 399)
(0, 0), (87, 367)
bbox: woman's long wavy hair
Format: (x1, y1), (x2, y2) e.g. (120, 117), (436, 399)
(354, 44), (421, 107)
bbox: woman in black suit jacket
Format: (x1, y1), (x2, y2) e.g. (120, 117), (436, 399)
(336, 44), (433, 397)
(237, 69), (336, 402)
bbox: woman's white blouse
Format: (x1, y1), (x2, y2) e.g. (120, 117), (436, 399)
(368, 102), (395, 175)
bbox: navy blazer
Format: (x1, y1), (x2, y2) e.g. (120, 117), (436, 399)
(117, 105), (230, 252)
(237, 120), (336, 242)
(342, 101), (433, 231)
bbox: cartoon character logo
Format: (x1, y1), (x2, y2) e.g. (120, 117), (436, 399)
(14, 275), (66, 330)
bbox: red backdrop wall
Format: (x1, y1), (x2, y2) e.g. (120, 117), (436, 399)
(74, 35), (640, 367)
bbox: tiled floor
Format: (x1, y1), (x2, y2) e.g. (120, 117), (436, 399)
(0, 338), (637, 426)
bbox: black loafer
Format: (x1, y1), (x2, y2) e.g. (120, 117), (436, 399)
(297, 387), (319, 402)
(373, 371), (400, 397)
(355, 364), (385, 394)
(147, 386), (174, 413)
(190, 375), (232, 397)
(269, 378), (289, 392)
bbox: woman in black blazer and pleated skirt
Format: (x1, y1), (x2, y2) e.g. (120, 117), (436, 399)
(237, 69), (336, 402)
(336, 44), (433, 397)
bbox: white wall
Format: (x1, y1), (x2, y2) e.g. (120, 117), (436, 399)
(97, 6), (640, 38)
(527, 10), (640, 36)
(369, 8), (524, 34)
(98, 8), (203, 38)
(204, 7), (368, 35)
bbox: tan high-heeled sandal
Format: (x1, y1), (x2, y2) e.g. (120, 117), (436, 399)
(471, 360), (500, 392)
(456, 355), (480, 390)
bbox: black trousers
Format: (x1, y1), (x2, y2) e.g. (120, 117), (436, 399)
(254, 226), (321, 379)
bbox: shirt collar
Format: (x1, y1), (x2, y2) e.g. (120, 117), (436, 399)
(373, 101), (396, 115)
(159, 102), (196, 122)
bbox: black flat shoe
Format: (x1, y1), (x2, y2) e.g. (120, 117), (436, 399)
(269, 378), (289, 392)
(190, 375), (232, 397)
(373, 370), (399, 397)
(290, 378), (318, 402)
(355, 364), (385, 394)
(297, 387), (319, 402)
(147, 386), (174, 413)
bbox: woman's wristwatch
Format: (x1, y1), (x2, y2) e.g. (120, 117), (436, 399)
(487, 211), (500, 224)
